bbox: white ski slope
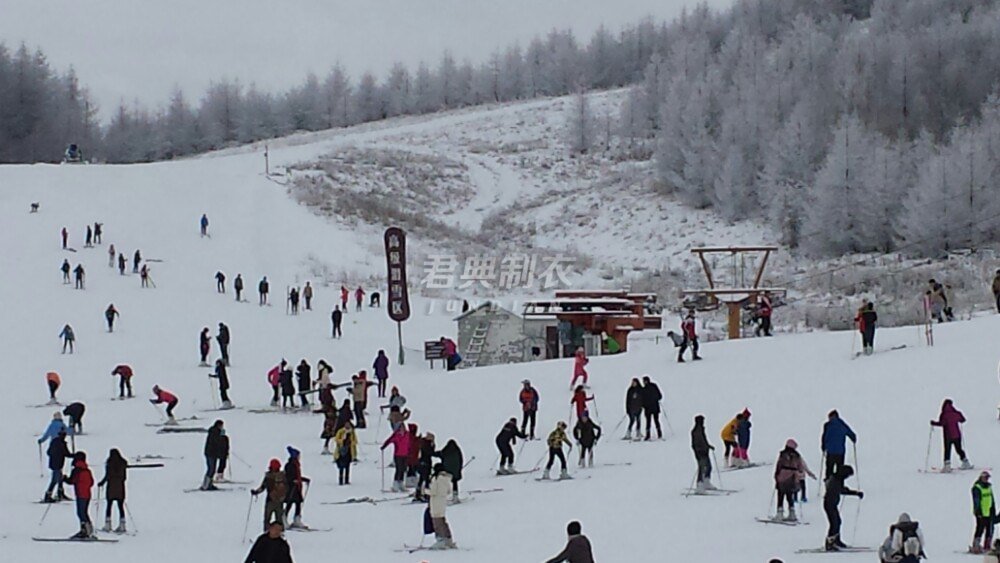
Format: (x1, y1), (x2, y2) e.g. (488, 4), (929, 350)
(2, 131), (1000, 563)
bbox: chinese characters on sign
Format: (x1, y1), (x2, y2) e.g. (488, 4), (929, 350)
(421, 253), (575, 290)
(384, 227), (411, 322)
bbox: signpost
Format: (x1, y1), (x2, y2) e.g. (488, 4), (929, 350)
(384, 227), (411, 365)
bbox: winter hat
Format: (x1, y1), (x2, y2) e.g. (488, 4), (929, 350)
(567, 521), (582, 535)
(785, 438), (798, 449)
(742, 408), (751, 418)
(433, 463), (445, 473)
(53, 411), (63, 420)
(557, 421), (567, 429)
(269, 458), (281, 471)
(522, 379), (531, 385)
(694, 415), (705, 424)
(581, 410), (590, 418)
(424, 432), (435, 441)
(391, 386), (399, 393)
(982, 471), (992, 480)
(897, 513), (911, 524)
(286, 446), (300, 459)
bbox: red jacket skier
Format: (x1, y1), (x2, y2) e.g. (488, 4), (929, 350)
(930, 399), (971, 470)
(570, 386), (593, 420)
(571, 347), (589, 387)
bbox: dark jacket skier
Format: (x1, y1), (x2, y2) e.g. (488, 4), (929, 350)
(495, 418), (527, 473)
(691, 415), (714, 490)
(823, 465), (863, 551)
(295, 360), (311, 406)
(234, 274), (244, 301)
(210, 359), (231, 406)
(544, 521), (595, 563)
(216, 323), (230, 365)
(244, 521), (293, 563)
(641, 376), (663, 440)
(199, 328), (211, 364)
(434, 440), (463, 498)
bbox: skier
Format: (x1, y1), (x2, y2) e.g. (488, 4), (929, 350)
(117, 252), (126, 275)
(340, 285), (349, 311)
(73, 263), (85, 289)
(823, 465), (864, 551)
(93, 222), (102, 244)
(679, 310), (702, 362)
(259, 277), (270, 306)
(992, 270), (1000, 314)
(109, 364), (134, 399)
(105, 303), (119, 332)
(97, 449), (128, 533)
(59, 324), (76, 354)
(217, 322), (230, 366)
(351, 373), (375, 428)
(215, 271), (226, 293)
(928, 279), (955, 321)
(428, 463), (458, 549)
(972, 471), (996, 554)
(755, 291), (773, 337)
(61, 227), (68, 249)
(216, 427), (231, 483)
(821, 410), (857, 478)
(210, 358), (232, 408)
(931, 398), (972, 471)
(691, 415), (715, 492)
(415, 432), (436, 501)
(735, 409), (752, 467)
(496, 417), (527, 474)
(268, 361), (284, 407)
(38, 411), (72, 444)
(641, 375), (663, 440)
(302, 282), (312, 311)
(573, 410), (602, 468)
(519, 379), (540, 439)
(330, 306), (343, 338)
(295, 360), (311, 408)
(382, 425), (412, 492)
(405, 424), (421, 488)
(85, 225), (93, 247)
(334, 420), (356, 485)
(132, 250), (141, 273)
(107, 244), (115, 267)
(543, 421), (573, 480)
(61, 259), (71, 283)
(625, 378), (643, 440)
(543, 521), (595, 563)
(315, 360), (335, 398)
(571, 347), (589, 387)
(288, 287), (299, 315)
(65, 451), (95, 538)
(434, 439), (464, 500)
(857, 301), (878, 355)
(441, 336), (459, 371)
(773, 439), (816, 522)
(244, 520), (293, 563)
(373, 350), (390, 398)
(250, 459), (288, 532)
(199, 328), (211, 366)
(387, 405), (411, 432)
(283, 447), (310, 528)
(63, 402), (86, 434)
(602, 331), (621, 354)
(354, 286), (365, 311)
(46, 371), (61, 404)
(570, 385), (593, 422)
(42, 428), (71, 502)
(234, 274), (244, 301)
(721, 412), (740, 467)
(139, 264), (151, 288)
(380, 386), (407, 415)
(200, 213), (209, 237)
(370, 291), (381, 307)
(279, 364), (296, 409)
(150, 385), (179, 423)
(879, 513), (924, 563)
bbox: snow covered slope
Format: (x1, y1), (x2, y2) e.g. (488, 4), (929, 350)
(1, 114), (999, 563)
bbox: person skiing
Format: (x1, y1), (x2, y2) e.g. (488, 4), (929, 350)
(755, 291), (773, 337)
(294, 360), (311, 408)
(544, 520), (595, 563)
(61, 259), (71, 283)
(415, 432), (436, 501)
(570, 385), (593, 422)
(879, 513), (924, 563)
(132, 249), (141, 273)
(73, 263), (85, 289)
(216, 322), (230, 366)
(387, 405), (411, 432)
(61, 227), (68, 249)
(107, 244), (115, 267)
(354, 286), (365, 311)
(334, 420), (356, 485)
(441, 336), (459, 371)
(691, 415), (715, 492)
(267, 361), (285, 407)
(625, 378), (644, 440)
(340, 285), (349, 311)
(735, 409), (752, 467)
(104, 303), (119, 332)
(774, 438), (816, 522)
(823, 465), (864, 551)
(279, 364), (296, 409)
(97, 448), (128, 533)
(641, 375), (663, 440)
(65, 451), (95, 539)
(38, 411), (72, 444)
(283, 447), (310, 528)
(543, 421), (573, 480)
(302, 282), (312, 311)
(210, 358), (232, 408)
(972, 471), (996, 554)
(244, 520), (293, 563)
(150, 385), (179, 423)
(258, 277), (270, 306)
(991, 270), (1000, 314)
(85, 225), (93, 247)
(519, 379), (540, 440)
(351, 373), (375, 428)
(199, 327), (211, 366)
(330, 306), (343, 338)
(382, 425), (412, 492)
(928, 279), (955, 322)
(200, 213), (209, 237)
(234, 274), (244, 302)
(496, 417), (528, 475)
(215, 271), (226, 293)
(46, 371), (61, 404)
(573, 410), (602, 468)
(215, 426), (231, 483)
(117, 252), (126, 275)
(428, 463), (458, 549)
(434, 439), (464, 500)
(931, 398), (972, 471)
(93, 222), (102, 244)
(315, 360), (336, 404)
(405, 424), (422, 488)
(373, 350), (390, 398)
(380, 386), (407, 416)
(288, 287), (299, 315)
(856, 301), (878, 355)
(721, 412), (740, 467)
(63, 402), (85, 434)
(42, 429), (72, 502)
(679, 310), (701, 362)
(251, 459), (288, 532)
(59, 324), (76, 354)
(139, 264), (151, 288)
(571, 347), (589, 387)
(821, 410), (857, 478)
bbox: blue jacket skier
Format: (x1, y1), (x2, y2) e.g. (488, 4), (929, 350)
(821, 410), (856, 478)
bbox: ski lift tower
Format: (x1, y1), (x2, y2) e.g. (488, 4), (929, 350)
(681, 246), (786, 339)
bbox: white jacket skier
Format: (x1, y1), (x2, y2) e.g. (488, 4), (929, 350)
(428, 464), (456, 550)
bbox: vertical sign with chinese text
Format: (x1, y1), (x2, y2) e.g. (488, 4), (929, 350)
(384, 227), (410, 364)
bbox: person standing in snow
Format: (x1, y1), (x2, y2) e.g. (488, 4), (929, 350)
(382, 425), (412, 492)
(721, 412), (740, 467)
(118, 252), (126, 275)
(97, 448), (128, 533)
(330, 306), (343, 338)
(42, 428), (71, 502)
(46, 371), (61, 404)
(200, 214), (209, 237)
(625, 378), (644, 440)
(931, 398), (972, 472)
(279, 364), (296, 409)
(65, 451), (95, 538)
(288, 287), (299, 315)
(434, 439), (464, 500)
(132, 249), (141, 273)
(107, 244), (116, 267)
(496, 417), (527, 474)
(302, 282), (313, 311)
(691, 415), (715, 492)
(679, 310), (701, 362)
(823, 465), (863, 551)
(415, 432), (436, 501)
(315, 359), (335, 395)
(351, 373), (375, 428)
(216, 271), (226, 293)
(334, 420), (356, 485)
(519, 380), (540, 440)
(570, 386), (593, 422)
(234, 274), (244, 302)
(428, 463), (458, 549)
(38, 411), (72, 444)
(972, 471), (996, 554)
(857, 301), (878, 355)
(928, 279), (955, 322)
(283, 447), (310, 528)
(405, 424), (421, 488)
(641, 375), (663, 440)
(295, 360), (311, 408)
(61, 259), (71, 284)
(340, 285), (349, 312)
(755, 291), (774, 337)
(990, 270), (1000, 314)
(150, 385), (179, 423)
(63, 402), (86, 434)
(244, 520), (293, 563)
(354, 286), (365, 311)
(571, 347), (589, 388)
(59, 324), (76, 354)
(373, 350), (390, 398)
(773, 438), (816, 522)
(821, 410), (857, 478)
(258, 277), (270, 306)
(105, 303), (119, 332)
(85, 225), (93, 247)
(386, 405), (411, 432)
(543, 422), (573, 480)
(210, 358), (232, 408)
(216, 322), (231, 366)
(199, 327), (211, 366)
(544, 521), (595, 563)
(268, 361), (284, 407)
(441, 336), (459, 371)
(139, 264), (151, 288)
(73, 263), (85, 289)
(380, 386), (406, 414)
(61, 227), (68, 249)
(573, 411), (602, 468)
(93, 222), (102, 244)
(251, 459), (288, 532)
(735, 409), (752, 467)
(112, 365), (134, 399)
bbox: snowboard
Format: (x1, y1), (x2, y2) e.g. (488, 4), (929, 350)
(755, 517), (809, 526)
(795, 546), (875, 554)
(33, 537), (118, 543)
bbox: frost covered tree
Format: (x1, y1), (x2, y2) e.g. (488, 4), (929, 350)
(565, 90), (595, 155)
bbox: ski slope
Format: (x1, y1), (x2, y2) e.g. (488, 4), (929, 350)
(2, 124), (1000, 563)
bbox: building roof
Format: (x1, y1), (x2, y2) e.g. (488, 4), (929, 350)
(453, 301), (519, 322)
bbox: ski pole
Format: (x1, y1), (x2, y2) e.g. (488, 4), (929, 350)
(462, 456), (476, 470)
(38, 443), (44, 478)
(611, 415), (627, 436)
(241, 494), (256, 543)
(852, 442), (860, 489)
(231, 451), (253, 469)
(767, 487), (776, 518)
(590, 396), (600, 422)
(529, 450), (547, 471)
(150, 402), (166, 421)
(661, 402), (675, 436)
(39, 501), (54, 526)
(208, 376), (218, 410)
(851, 492), (862, 544)
(124, 501), (138, 534)
(380, 449), (385, 492)
(685, 469), (698, 498)
(712, 449), (724, 490)
(924, 426), (934, 473)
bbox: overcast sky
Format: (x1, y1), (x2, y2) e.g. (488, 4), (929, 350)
(1, 0), (731, 117)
